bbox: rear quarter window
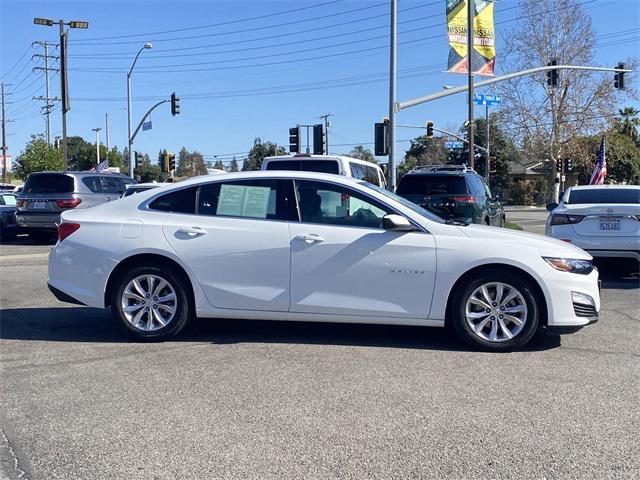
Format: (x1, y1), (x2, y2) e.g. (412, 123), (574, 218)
(24, 174), (74, 194)
(148, 187), (197, 214)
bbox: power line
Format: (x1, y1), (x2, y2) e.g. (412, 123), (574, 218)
(72, 0), (348, 42)
(1, 44), (32, 82)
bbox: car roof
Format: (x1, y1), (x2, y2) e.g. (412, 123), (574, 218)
(127, 182), (166, 188)
(264, 155), (382, 168)
(27, 171), (128, 177)
(568, 184), (640, 190)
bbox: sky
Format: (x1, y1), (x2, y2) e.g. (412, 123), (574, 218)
(1, 0), (638, 168)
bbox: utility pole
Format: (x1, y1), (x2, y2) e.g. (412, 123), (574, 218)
(33, 41), (60, 147)
(388, 0), (397, 190)
(59, 20), (69, 170)
(1, 82), (8, 183)
(467, 0), (475, 169)
(319, 113), (332, 154)
(105, 113), (109, 151)
(485, 103), (490, 180)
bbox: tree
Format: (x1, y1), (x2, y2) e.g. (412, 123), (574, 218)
(347, 145), (377, 163)
(13, 135), (62, 179)
(176, 147), (190, 176)
(614, 107), (640, 143)
(468, 116), (518, 190)
(213, 159), (224, 170)
(229, 156), (239, 172)
(188, 151), (208, 176)
(242, 138), (286, 171)
(497, 0), (636, 200)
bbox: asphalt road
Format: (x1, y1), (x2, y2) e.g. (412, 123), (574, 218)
(1, 231), (639, 480)
(505, 207), (550, 235)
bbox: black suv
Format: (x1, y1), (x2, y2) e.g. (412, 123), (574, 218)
(396, 165), (505, 226)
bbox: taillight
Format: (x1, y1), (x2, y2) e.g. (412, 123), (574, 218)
(55, 198), (82, 208)
(16, 199), (24, 207)
(450, 196), (477, 202)
(58, 223), (80, 241)
(550, 214), (585, 225)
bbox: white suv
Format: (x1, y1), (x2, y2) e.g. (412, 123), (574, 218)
(545, 185), (640, 262)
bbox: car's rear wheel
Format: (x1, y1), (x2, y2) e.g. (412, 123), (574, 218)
(111, 265), (191, 340)
(451, 269), (540, 351)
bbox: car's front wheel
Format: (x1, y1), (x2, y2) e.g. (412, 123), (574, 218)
(111, 265), (191, 340)
(451, 269), (540, 351)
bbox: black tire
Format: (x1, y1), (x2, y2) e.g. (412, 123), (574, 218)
(111, 265), (192, 341)
(451, 268), (540, 351)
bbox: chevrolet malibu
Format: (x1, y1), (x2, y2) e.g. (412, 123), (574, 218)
(48, 171), (600, 351)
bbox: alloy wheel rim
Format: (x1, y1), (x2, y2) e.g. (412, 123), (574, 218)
(121, 274), (177, 332)
(464, 282), (528, 343)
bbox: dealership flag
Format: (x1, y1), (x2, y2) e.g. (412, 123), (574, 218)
(446, 0), (496, 75)
(90, 159), (109, 173)
(589, 136), (607, 185)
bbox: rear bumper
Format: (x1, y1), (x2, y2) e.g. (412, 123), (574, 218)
(48, 283), (86, 306)
(17, 211), (61, 229)
(586, 249), (640, 261)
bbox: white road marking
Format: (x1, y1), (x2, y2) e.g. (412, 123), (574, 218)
(0, 253), (49, 261)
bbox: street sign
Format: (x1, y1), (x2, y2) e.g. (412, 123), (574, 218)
(473, 94), (502, 107)
(142, 121), (152, 131)
(444, 141), (464, 149)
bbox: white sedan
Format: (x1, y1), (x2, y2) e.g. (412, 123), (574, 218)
(48, 171), (600, 351)
(545, 185), (640, 262)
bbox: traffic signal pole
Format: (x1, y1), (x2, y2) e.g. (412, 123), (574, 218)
(467, 0), (475, 170)
(398, 124), (487, 154)
(388, 0), (397, 190)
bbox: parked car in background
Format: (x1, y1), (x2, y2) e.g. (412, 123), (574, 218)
(546, 185), (640, 263)
(0, 193), (23, 241)
(396, 165), (505, 226)
(0, 183), (16, 192)
(262, 154), (387, 188)
(122, 182), (167, 197)
(17, 171), (136, 242)
(48, 171), (599, 351)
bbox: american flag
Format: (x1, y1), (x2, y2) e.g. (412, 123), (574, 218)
(89, 159), (109, 173)
(589, 136), (607, 185)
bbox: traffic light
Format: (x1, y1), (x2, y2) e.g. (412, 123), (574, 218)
(556, 159), (563, 173)
(170, 92), (180, 116)
(161, 153), (168, 173)
(289, 126), (300, 153)
(426, 121), (434, 138)
(489, 156), (497, 173)
(374, 119), (389, 156)
(135, 152), (144, 169)
(547, 59), (559, 88)
(564, 158), (573, 172)
(168, 152), (175, 172)
(312, 124), (325, 155)
(614, 62), (625, 90)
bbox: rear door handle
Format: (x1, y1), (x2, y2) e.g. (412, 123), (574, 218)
(177, 226), (207, 237)
(294, 233), (324, 243)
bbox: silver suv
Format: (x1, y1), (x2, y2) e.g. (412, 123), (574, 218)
(16, 171), (135, 242)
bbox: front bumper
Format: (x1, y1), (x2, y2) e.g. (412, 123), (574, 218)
(17, 211), (61, 230)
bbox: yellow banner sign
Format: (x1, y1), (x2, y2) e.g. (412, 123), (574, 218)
(447, 0), (495, 75)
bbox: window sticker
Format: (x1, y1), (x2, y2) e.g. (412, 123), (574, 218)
(216, 184), (271, 218)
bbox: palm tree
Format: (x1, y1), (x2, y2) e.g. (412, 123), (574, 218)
(615, 107), (640, 142)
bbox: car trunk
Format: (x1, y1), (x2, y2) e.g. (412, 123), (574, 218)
(397, 175), (471, 219)
(565, 204), (640, 237)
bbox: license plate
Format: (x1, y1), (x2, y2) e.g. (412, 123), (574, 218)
(32, 201), (46, 209)
(599, 217), (620, 230)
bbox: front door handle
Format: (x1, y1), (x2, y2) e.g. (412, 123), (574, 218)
(294, 233), (324, 244)
(177, 226), (207, 237)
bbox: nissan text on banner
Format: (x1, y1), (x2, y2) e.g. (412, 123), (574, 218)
(446, 0), (496, 75)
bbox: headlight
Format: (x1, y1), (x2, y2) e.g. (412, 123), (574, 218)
(543, 257), (594, 274)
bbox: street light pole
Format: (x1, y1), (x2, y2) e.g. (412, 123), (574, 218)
(388, 0), (397, 190)
(127, 43), (152, 178)
(467, 0), (475, 169)
(34, 17), (89, 171)
(92, 127), (102, 164)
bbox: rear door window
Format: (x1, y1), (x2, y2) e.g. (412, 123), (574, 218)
(24, 174), (74, 194)
(148, 187), (197, 214)
(100, 176), (125, 194)
(397, 175), (467, 195)
(197, 179), (287, 220)
(82, 177), (103, 193)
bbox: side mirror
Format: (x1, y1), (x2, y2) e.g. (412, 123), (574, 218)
(382, 214), (415, 231)
(546, 202), (559, 212)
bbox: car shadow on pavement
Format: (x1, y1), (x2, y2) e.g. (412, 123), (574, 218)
(0, 306), (561, 352)
(596, 259), (640, 290)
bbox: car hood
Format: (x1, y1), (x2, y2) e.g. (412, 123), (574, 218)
(458, 224), (591, 259)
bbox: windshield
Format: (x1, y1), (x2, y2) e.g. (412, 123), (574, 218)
(568, 188), (639, 204)
(360, 182), (445, 223)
